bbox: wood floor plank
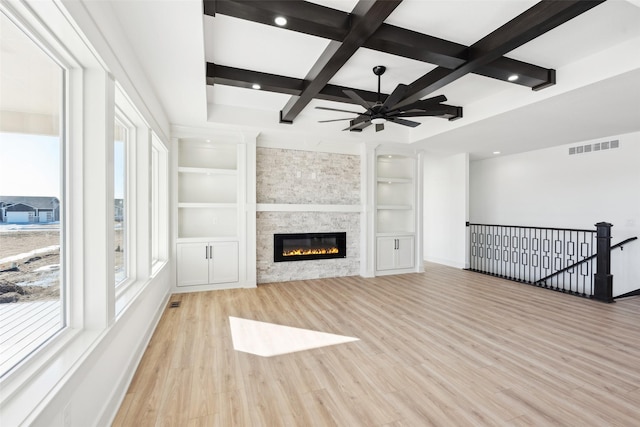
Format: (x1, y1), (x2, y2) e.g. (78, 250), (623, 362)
(114, 263), (640, 426)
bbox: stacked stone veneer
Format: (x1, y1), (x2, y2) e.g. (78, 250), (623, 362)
(257, 148), (360, 204)
(256, 148), (361, 283)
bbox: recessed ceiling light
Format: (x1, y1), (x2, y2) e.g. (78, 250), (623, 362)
(274, 16), (287, 26)
(508, 74), (519, 82)
(493, 151), (501, 155)
(252, 83), (261, 90)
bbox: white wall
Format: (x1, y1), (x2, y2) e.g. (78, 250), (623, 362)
(423, 152), (469, 268)
(470, 131), (640, 295)
(30, 269), (171, 427)
(61, 0), (171, 141)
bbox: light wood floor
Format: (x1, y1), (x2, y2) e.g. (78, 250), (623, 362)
(113, 263), (640, 426)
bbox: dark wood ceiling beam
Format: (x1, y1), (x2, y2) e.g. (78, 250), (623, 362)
(206, 63), (304, 94)
(363, 24), (468, 69)
(364, 24), (553, 88)
(204, 0), (350, 41)
(205, 0), (554, 89)
(206, 62), (462, 120)
(279, 0), (403, 124)
(395, 0), (605, 109)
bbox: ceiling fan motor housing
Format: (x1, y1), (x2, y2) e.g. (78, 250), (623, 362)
(373, 65), (386, 76)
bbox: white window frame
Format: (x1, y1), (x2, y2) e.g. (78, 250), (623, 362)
(0, 10), (68, 378)
(113, 107), (135, 290)
(113, 85), (149, 314)
(0, 0), (97, 419)
(151, 132), (169, 274)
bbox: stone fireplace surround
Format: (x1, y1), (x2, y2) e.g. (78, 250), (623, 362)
(256, 147), (361, 284)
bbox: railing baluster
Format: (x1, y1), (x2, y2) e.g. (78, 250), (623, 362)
(466, 222), (629, 301)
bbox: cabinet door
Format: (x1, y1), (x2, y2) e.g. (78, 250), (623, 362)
(376, 237), (397, 271)
(395, 236), (415, 269)
(210, 241), (239, 284)
(177, 243), (209, 287)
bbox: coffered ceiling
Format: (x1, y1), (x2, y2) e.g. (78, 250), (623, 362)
(108, 0), (640, 157)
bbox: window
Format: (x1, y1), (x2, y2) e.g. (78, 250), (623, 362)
(113, 116), (129, 286)
(0, 11), (65, 376)
(151, 144), (160, 264)
(151, 133), (168, 269)
(0, 1), (170, 423)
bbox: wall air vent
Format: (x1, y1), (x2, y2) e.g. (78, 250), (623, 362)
(569, 140), (620, 156)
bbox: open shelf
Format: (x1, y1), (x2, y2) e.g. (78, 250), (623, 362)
(178, 206), (237, 238)
(177, 139), (239, 240)
(376, 154), (415, 235)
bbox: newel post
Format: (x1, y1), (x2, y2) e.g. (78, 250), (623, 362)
(593, 222), (614, 303)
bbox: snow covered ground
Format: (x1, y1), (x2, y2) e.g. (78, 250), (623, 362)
(0, 245), (60, 265)
(0, 222), (60, 232)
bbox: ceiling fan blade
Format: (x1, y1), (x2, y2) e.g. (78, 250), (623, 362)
(375, 123), (384, 132)
(343, 119), (371, 132)
(390, 95), (447, 113)
(381, 84), (408, 112)
(387, 117), (421, 128)
(389, 110), (448, 118)
(318, 118), (360, 123)
(423, 94), (447, 104)
(315, 106), (363, 115)
(343, 89), (373, 111)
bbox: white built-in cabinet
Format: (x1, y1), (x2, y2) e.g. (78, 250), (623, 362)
(375, 153), (421, 275)
(176, 241), (238, 287)
(174, 134), (256, 290)
(376, 235), (415, 271)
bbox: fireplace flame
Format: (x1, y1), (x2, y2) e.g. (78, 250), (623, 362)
(283, 247), (339, 257)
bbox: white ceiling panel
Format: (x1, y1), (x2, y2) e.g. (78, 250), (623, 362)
(205, 15), (331, 79)
(439, 73), (511, 106)
(327, 47), (437, 94)
(207, 85), (293, 111)
(508, 0), (640, 67)
(384, 0), (538, 45)
(305, 0), (359, 13)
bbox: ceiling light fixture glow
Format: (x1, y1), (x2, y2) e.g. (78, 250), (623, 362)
(274, 16), (287, 26)
(371, 117), (386, 125)
(508, 74), (519, 82)
(493, 151), (501, 155)
(252, 83), (261, 90)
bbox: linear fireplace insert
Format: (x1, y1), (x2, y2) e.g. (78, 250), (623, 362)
(274, 232), (346, 262)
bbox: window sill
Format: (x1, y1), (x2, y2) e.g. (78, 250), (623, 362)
(151, 259), (167, 277)
(0, 327), (100, 425)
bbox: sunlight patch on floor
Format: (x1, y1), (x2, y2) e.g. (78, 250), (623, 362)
(229, 316), (359, 357)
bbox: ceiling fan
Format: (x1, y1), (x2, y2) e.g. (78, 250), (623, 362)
(316, 65), (449, 132)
